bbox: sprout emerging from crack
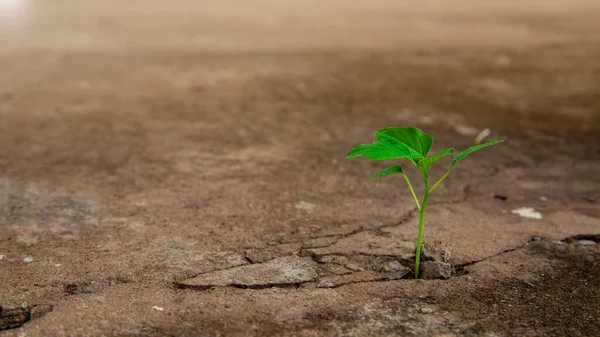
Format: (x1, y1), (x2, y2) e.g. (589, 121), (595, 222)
(346, 126), (503, 278)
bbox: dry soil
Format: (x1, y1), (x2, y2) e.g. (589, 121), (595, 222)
(1, 1), (599, 336)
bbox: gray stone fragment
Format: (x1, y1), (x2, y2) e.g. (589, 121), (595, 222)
(420, 241), (451, 263)
(420, 307), (435, 314)
(420, 261), (452, 279)
(345, 263), (363, 271)
(385, 260), (405, 272)
(178, 256), (318, 289)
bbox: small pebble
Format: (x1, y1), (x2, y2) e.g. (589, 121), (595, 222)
(420, 261), (452, 279)
(23, 257), (34, 263)
(386, 260), (405, 272)
(577, 240), (597, 245)
(421, 307), (434, 314)
(540, 196), (548, 202)
(54, 264), (62, 267)
(152, 306), (164, 311)
(345, 263), (362, 271)
(474, 128), (491, 144)
(0, 255), (5, 260)
(531, 236), (543, 242)
(511, 207), (542, 219)
(294, 201), (316, 212)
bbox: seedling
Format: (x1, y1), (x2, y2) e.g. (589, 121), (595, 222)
(346, 126), (503, 278)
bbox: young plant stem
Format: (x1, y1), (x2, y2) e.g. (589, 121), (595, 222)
(414, 177), (430, 279)
(429, 164), (455, 193)
(401, 173), (421, 210)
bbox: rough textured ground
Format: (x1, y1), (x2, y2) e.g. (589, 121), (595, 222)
(1, 1), (599, 336)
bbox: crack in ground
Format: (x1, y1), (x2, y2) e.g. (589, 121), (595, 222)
(453, 241), (531, 274)
(562, 234), (600, 243)
(269, 207), (420, 247)
(453, 233), (599, 274)
(240, 207), (420, 265)
(246, 195), (519, 261)
(174, 279), (309, 291)
(176, 272), (416, 291)
(305, 251), (414, 264)
(317, 273), (412, 289)
(174, 262), (254, 283)
(299, 206), (419, 248)
(175, 280), (311, 290)
(230, 282), (304, 290)
(175, 233), (599, 292)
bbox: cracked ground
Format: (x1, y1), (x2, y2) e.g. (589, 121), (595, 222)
(1, 1), (600, 336)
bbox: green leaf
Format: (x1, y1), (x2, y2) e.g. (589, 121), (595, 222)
(373, 164), (404, 178)
(417, 148), (455, 172)
(346, 140), (420, 161)
(452, 140), (504, 166)
(375, 127), (433, 158)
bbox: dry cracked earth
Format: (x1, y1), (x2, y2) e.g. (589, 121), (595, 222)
(1, 1), (599, 336)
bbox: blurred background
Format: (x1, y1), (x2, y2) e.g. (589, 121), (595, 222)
(1, 1), (599, 156)
(1, 1), (599, 202)
(1, 0), (599, 209)
(2, 0), (599, 51)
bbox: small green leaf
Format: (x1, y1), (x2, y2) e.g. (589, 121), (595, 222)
(346, 140), (419, 161)
(452, 140), (504, 166)
(417, 148), (455, 172)
(376, 127), (433, 158)
(373, 164), (404, 178)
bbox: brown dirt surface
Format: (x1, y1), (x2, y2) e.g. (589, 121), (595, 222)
(1, 1), (600, 336)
